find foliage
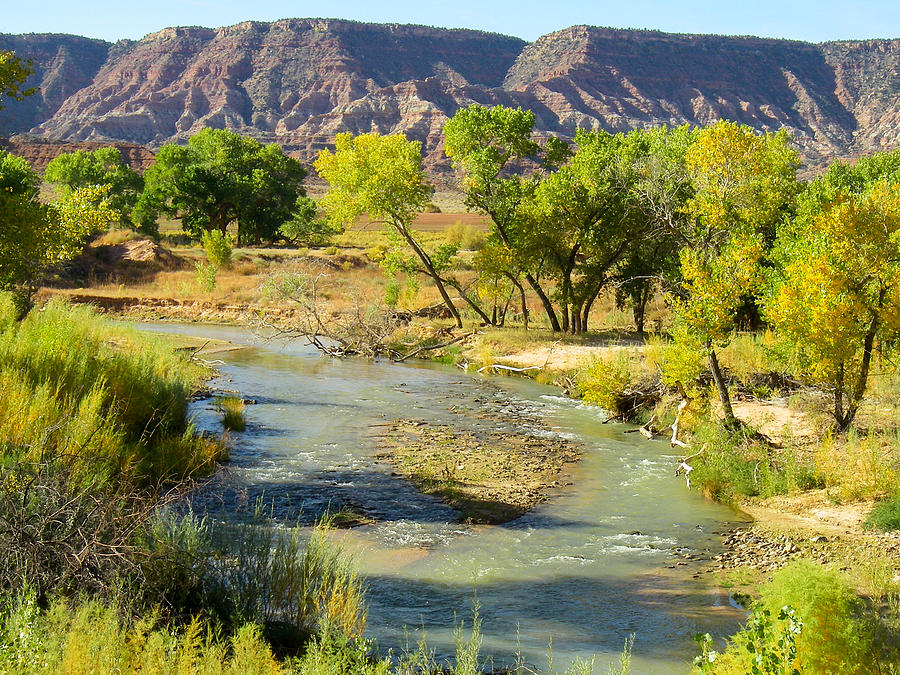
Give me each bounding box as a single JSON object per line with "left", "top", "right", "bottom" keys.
{"left": 0, "top": 299, "right": 215, "bottom": 478}
{"left": 44, "top": 147, "right": 144, "bottom": 230}
{"left": 279, "top": 196, "right": 341, "bottom": 246}
{"left": 694, "top": 605, "right": 802, "bottom": 675}
{"left": 217, "top": 395, "right": 246, "bottom": 432}
{"left": 687, "top": 422, "right": 819, "bottom": 502}
{"left": 443, "top": 222, "right": 485, "bottom": 251}
{"left": 0, "top": 592, "right": 284, "bottom": 674}
{"left": 203, "top": 507, "right": 368, "bottom": 640}
{"left": 672, "top": 121, "right": 799, "bottom": 427}
{"left": 202, "top": 228, "right": 233, "bottom": 269}
{"left": 578, "top": 350, "right": 646, "bottom": 414}
{"left": 813, "top": 431, "right": 897, "bottom": 500}
{"left": 699, "top": 561, "right": 874, "bottom": 674}
{"left": 136, "top": 128, "right": 307, "bottom": 244}
{"left": 0, "top": 153, "right": 116, "bottom": 296}
{"left": 0, "top": 51, "right": 35, "bottom": 109}
{"left": 764, "top": 178, "right": 900, "bottom": 430}
{"left": 315, "top": 132, "right": 464, "bottom": 327}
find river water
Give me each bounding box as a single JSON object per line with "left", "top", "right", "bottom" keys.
{"left": 138, "top": 323, "right": 747, "bottom": 673}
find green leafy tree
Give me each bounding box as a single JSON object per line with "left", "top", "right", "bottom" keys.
{"left": 765, "top": 179, "right": 900, "bottom": 430}
{"left": 315, "top": 132, "right": 464, "bottom": 328}
{"left": 44, "top": 147, "right": 144, "bottom": 230}
{"left": 444, "top": 104, "right": 567, "bottom": 331}
{"left": 0, "top": 51, "right": 35, "bottom": 109}
{"left": 135, "top": 129, "right": 307, "bottom": 244}
{"left": 523, "top": 128, "right": 649, "bottom": 333}
{"left": 0, "top": 152, "right": 117, "bottom": 311}
{"left": 675, "top": 121, "right": 798, "bottom": 428}
{"left": 278, "top": 196, "right": 342, "bottom": 246}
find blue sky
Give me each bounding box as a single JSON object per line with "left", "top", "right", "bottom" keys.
{"left": 4, "top": 0, "right": 900, "bottom": 43}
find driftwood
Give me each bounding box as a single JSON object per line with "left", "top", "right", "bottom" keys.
{"left": 395, "top": 330, "right": 478, "bottom": 363}
{"left": 477, "top": 364, "right": 542, "bottom": 374}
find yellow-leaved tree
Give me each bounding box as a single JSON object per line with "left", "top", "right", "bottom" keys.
{"left": 315, "top": 132, "right": 465, "bottom": 328}
{"left": 675, "top": 121, "right": 798, "bottom": 428}
{"left": 765, "top": 179, "right": 900, "bottom": 430}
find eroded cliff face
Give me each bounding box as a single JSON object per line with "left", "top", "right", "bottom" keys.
{"left": 3, "top": 20, "right": 900, "bottom": 175}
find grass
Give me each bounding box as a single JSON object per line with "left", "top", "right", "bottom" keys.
{"left": 864, "top": 493, "right": 900, "bottom": 531}
{"left": 0, "top": 297, "right": 222, "bottom": 483}
{"left": 216, "top": 395, "right": 247, "bottom": 432}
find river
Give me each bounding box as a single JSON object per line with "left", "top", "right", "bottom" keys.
{"left": 138, "top": 322, "right": 747, "bottom": 673}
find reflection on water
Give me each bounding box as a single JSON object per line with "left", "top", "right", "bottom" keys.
{"left": 137, "top": 322, "right": 748, "bottom": 673}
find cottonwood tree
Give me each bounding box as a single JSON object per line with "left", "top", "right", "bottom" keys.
{"left": 523, "top": 129, "right": 650, "bottom": 333}
{"left": 0, "top": 152, "right": 117, "bottom": 313}
{"left": 0, "top": 51, "right": 34, "bottom": 109}
{"left": 45, "top": 147, "right": 144, "bottom": 230}
{"left": 674, "top": 121, "right": 799, "bottom": 428}
{"left": 314, "top": 132, "right": 464, "bottom": 328}
{"left": 135, "top": 129, "right": 307, "bottom": 244}
{"left": 765, "top": 175, "right": 900, "bottom": 431}
{"left": 444, "top": 104, "right": 568, "bottom": 331}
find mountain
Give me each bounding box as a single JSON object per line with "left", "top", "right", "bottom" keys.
{"left": 3, "top": 20, "right": 900, "bottom": 175}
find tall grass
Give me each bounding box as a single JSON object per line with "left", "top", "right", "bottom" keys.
{"left": 0, "top": 297, "right": 220, "bottom": 482}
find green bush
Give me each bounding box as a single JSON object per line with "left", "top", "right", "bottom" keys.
{"left": 202, "top": 229, "right": 232, "bottom": 269}
{"left": 704, "top": 561, "right": 875, "bottom": 674}
{"left": 443, "top": 222, "right": 485, "bottom": 251}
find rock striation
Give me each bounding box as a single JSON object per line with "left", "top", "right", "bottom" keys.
{"left": 3, "top": 21, "right": 900, "bottom": 175}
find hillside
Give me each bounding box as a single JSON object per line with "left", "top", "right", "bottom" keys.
{"left": 3, "top": 20, "right": 900, "bottom": 174}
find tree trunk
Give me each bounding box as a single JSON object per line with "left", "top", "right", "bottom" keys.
{"left": 633, "top": 283, "right": 651, "bottom": 333}
{"left": 838, "top": 306, "right": 881, "bottom": 431}
{"left": 833, "top": 362, "right": 846, "bottom": 430}
{"left": 524, "top": 272, "right": 560, "bottom": 332}
{"left": 505, "top": 273, "right": 529, "bottom": 330}
{"left": 443, "top": 276, "right": 494, "bottom": 325}
{"left": 708, "top": 346, "right": 739, "bottom": 430}
{"left": 398, "top": 227, "right": 463, "bottom": 328}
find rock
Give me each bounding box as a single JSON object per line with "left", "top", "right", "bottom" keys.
{"left": 5, "top": 24, "right": 900, "bottom": 173}
{"left": 810, "top": 535, "right": 829, "bottom": 543}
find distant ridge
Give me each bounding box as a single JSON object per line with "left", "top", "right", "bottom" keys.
{"left": 2, "top": 19, "right": 900, "bottom": 175}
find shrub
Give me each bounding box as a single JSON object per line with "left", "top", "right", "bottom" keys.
{"left": 444, "top": 222, "right": 485, "bottom": 251}
{"left": 195, "top": 260, "right": 218, "bottom": 291}
{"left": 202, "top": 229, "right": 233, "bottom": 269}
{"left": 705, "top": 561, "right": 874, "bottom": 674}
{"left": 0, "top": 591, "right": 283, "bottom": 674}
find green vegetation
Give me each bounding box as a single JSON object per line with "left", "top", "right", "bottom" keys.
{"left": 696, "top": 561, "right": 895, "bottom": 673}
{"left": 0, "top": 50, "right": 34, "bottom": 108}
{"left": 217, "top": 395, "right": 247, "bottom": 431}
{"left": 315, "top": 132, "right": 466, "bottom": 328}
{"left": 135, "top": 128, "right": 308, "bottom": 245}
{"left": 0, "top": 151, "right": 116, "bottom": 309}
{"left": 45, "top": 147, "right": 144, "bottom": 230}
{"left": 864, "top": 493, "right": 900, "bottom": 532}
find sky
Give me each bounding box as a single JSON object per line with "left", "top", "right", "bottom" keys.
{"left": 4, "top": 0, "right": 900, "bottom": 44}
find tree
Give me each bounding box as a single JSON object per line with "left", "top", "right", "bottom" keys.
{"left": 278, "top": 196, "right": 341, "bottom": 246}
{"left": 0, "top": 51, "right": 35, "bottom": 109}
{"left": 444, "top": 104, "right": 567, "bottom": 331}
{"left": 135, "top": 129, "right": 307, "bottom": 244}
{"left": 522, "top": 128, "right": 649, "bottom": 333}
{"left": 45, "top": 147, "right": 144, "bottom": 230}
{"left": 0, "top": 151, "right": 116, "bottom": 311}
{"left": 675, "top": 121, "right": 799, "bottom": 428}
{"left": 315, "top": 132, "right": 464, "bottom": 328}
{"left": 765, "top": 178, "right": 900, "bottom": 431}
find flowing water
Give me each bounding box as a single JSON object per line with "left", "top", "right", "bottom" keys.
{"left": 138, "top": 323, "right": 748, "bottom": 673}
